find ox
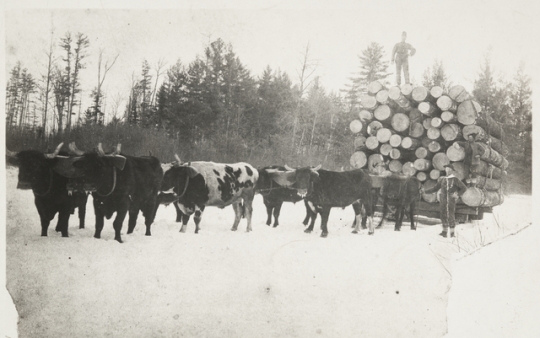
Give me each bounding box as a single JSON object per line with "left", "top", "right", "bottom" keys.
{"left": 159, "top": 157, "right": 258, "bottom": 233}
{"left": 269, "top": 165, "right": 374, "bottom": 237}
{"left": 69, "top": 143, "right": 163, "bottom": 243}
{"left": 377, "top": 175, "right": 421, "bottom": 231}
{"left": 256, "top": 166, "right": 311, "bottom": 227}
{"left": 6, "top": 143, "right": 87, "bottom": 237}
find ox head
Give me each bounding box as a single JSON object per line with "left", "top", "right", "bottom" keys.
{"left": 266, "top": 164, "right": 322, "bottom": 196}
{"left": 70, "top": 142, "right": 127, "bottom": 193}
{"left": 6, "top": 143, "right": 81, "bottom": 190}
{"left": 160, "top": 154, "right": 200, "bottom": 202}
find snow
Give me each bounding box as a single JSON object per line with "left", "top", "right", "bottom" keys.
{"left": 2, "top": 167, "right": 534, "bottom": 338}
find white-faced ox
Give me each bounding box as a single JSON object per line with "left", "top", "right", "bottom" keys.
{"left": 159, "top": 159, "right": 258, "bottom": 233}
{"left": 269, "top": 165, "right": 374, "bottom": 237}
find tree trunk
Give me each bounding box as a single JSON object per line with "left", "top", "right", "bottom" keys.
{"left": 408, "top": 122, "right": 424, "bottom": 138}
{"left": 374, "top": 104, "right": 392, "bottom": 122}
{"left": 432, "top": 152, "right": 450, "bottom": 170}
{"left": 461, "top": 187, "right": 503, "bottom": 207}
{"left": 440, "top": 123, "right": 462, "bottom": 141}
{"left": 376, "top": 128, "right": 392, "bottom": 143}
{"left": 448, "top": 85, "right": 471, "bottom": 103}
{"left": 456, "top": 99, "right": 482, "bottom": 125}
{"left": 391, "top": 113, "right": 410, "bottom": 132}
{"left": 388, "top": 86, "right": 412, "bottom": 110}
{"left": 350, "top": 151, "right": 368, "bottom": 168}
{"left": 430, "top": 86, "right": 444, "bottom": 99}
{"left": 412, "top": 86, "right": 435, "bottom": 103}
{"left": 436, "top": 95, "right": 457, "bottom": 112}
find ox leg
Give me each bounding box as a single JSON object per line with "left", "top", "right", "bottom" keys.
{"left": 40, "top": 218, "right": 51, "bottom": 237}
{"left": 304, "top": 201, "right": 317, "bottom": 233}
{"left": 231, "top": 202, "right": 243, "bottom": 231}
{"left": 395, "top": 206, "right": 404, "bottom": 231}
{"left": 352, "top": 202, "right": 362, "bottom": 234}
{"left": 173, "top": 202, "right": 184, "bottom": 223}
{"left": 58, "top": 210, "right": 70, "bottom": 238}
{"left": 410, "top": 202, "right": 416, "bottom": 230}
{"left": 193, "top": 209, "right": 203, "bottom": 234}
{"left": 113, "top": 208, "right": 128, "bottom": 243}
{"left": 127, "top": 206, "right": 139, "bottom": 234}
{"left": 143, "top": 199, "right": 158, "bottom": 236}
{"left": 377, "top": 198, "right": 388, "bottom": 228}
{"left": 302, "top": 199, "right": 313, "bottom": 225}
{"left": 244, "top": 192, "right": 255, "bottom": 232}
{"left": 264, "top": 201, "right": 273, "bottom": 226}
{"left": 78, "top": 194, "right": 88, "bottom": 229}
{"left": 93, "top": 199, "right": 105, "bottom": 239}
{"left": 320, "top": 206, "right": 331, "bottom": 238}
{"left": 272, "top": 202, "right": 283, "bottom": 228}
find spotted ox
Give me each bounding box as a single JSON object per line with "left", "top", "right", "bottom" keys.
{"left": 6, "top": 143, "right": 87, "bottom": 237}
{"left": 159, "top": 157, "right": 258, "bottom": 233}
{"left": 269, "top": 165, "right": 374, "bottom": 237}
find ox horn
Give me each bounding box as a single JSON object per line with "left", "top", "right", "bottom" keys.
{"left": 69, "top": 142, "right": 85, "bottom": 156}
{"left": 174, "top": 154, "right": 182, "bottom": 166}
{"left": 313, "top": 164, "right": 322, "bottom": 171}
{"left": 6, "top": 149, "right": 18, "bottom": 157}
{"left": 284, "top": 164, "right": 295, "bottom": 171}
{"left": 97, "top": 143, "right": 106, "bottom": 157}
{"left": 45, "top": 143, "right": 64, "bottom": 159}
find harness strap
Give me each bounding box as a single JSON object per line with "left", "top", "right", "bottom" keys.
{"left": 177, "top": 176, "right": 190, "bottom": 198}
{"left": 95, "top": 167, "right": 117, "bottom": 197}
{"left": 33, "top": 168, "right": 54, "bottom": 197}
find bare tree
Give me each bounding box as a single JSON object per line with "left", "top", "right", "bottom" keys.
{"left": 41, "top": 26, "right": 55, "bottom": 137}
{"left": 66, "top": 33, "right": 89, "bottom": 131}
{"left": 90, "top": 49, "right": 119, "bottom": 123}
{"left": 150, "top": 58, "right": 167, "bottom": 106}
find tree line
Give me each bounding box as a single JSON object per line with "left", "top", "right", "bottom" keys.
{"left": 5, "top": 34, "right": 532, "bottom": 193}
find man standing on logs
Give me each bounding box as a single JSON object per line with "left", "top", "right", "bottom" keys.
{"left": 422, "top": 164, "right": 468, "bottom": 238}
{"left": 391, "top": 31, "right": 416, "bottom": 85}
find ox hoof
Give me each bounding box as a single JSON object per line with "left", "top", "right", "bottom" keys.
{"left": 231, "top": 228, "right": 238, "bottom": 232}
{"left": 304, "top": 229, "right": 312, "bottom": 234}
{"left": 94, "top": 235, "right": 101, "bottom": 239}
{"left": 352, "top": 230, "right": 358, "bottom": 234}
{"left": 179, "top": 228, "right": 187, "bottom": 233}
{"left": 79, "top": 226, "right": 85, "bottom": 229}
{"left": 394, "top": 228, "right": 401, "bottom": 231}
{"left": 320, "top": 232, "right": 328, "bottom": 238}
{"left": 411, "top": 227, "right": 417, "bottom": 231}
{"left": 62, "top": 234, "right": 69, "bottom": 238}
{"left": 115, "top": 238, "right": 123, "bottom": 243}
{"left": 145, "top": 233, "right": 151, "bottom": 236}
{"left": 368, "top": 231, "right": 374, "bottom": 236}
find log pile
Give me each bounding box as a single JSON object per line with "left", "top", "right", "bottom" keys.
{"left": 349, "top": 81, "right": 507, "bottom": 208}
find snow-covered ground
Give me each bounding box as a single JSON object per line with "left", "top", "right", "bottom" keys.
{"left": 2, "top": 167, "right": 534, "bottom": 338}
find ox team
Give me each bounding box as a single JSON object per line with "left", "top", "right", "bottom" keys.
{"left": 8, "top": 142, "right": 432, "bottom": 242}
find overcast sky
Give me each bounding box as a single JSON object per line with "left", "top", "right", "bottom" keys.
{"left": 3, "top": 0, "right": 540, "bottom": 115}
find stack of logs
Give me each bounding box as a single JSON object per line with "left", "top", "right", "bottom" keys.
{"left": 349, "top": 81, "right": 507, "bottom": 208}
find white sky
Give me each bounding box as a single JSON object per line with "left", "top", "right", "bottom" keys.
{"left": 3, "top": 0, "right": 540, "bottom": 114}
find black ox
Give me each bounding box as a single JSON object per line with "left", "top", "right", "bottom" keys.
{"left": 6, "top": 143, "right": 88, "bottom": 237}
{"left": 69, "top": 143, "right": 163, "bottom": 243}
{"left": 269, "top": 165, "right": 374, "bottom": 237}
{"left": 256, "top": 166, "right": 312, "bottom": 227}
{"left": 377, "top": 175, "right": 421, "bottom": 231}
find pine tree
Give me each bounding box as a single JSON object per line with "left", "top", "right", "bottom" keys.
{"left": 422, "top": 59, "right": 451, "bottom": 90}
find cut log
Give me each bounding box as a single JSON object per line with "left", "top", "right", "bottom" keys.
{"left": 418, "top": 102, "right": 437, "bottom": 116}
{"left": 350, "top": 151, "right": 368, "bottom": 168}
{"left": 374, "top": 104, "right": 393, "bottom": 122}
{"left": 422, "top": 179, "right": 438, "bottom": 203}
{"left": 380, "top": 143, "right": 393, "bottom": 156}
{"left": 462, "top": 125, "right": 508, "bottom": 156}
{"left": 389, "top": 134, "right": 402, "bottom": 147}
{"left": 471, "top": 142, "right": 509, "bottom": 170}
{"left": 448, "top": 85, "right": 472, "bottom": 103}
{"left": 368, "top": 80, "right": 385, "bottom": 95}
{"left": 389, "top": 148, "right": 401, "bottom": 160}
{"left": 376, "top": 90, "right": 389, "bottom": 104}
{"left": 402, "top": 162, "right": 417, "bottom": 176}
{"left": 389, "top": 86, "right": 413, "bottom": 110}
{"left": 469, "top": 160, "right": 506, "bottom": 179}
{"left": 408, "top": 122, "right": 425, "bottom": 138}
{"left": 467, "top": 175, "right": 502, "bottom": 191}
{"left": 389, "top": 159, "right": 403, "bottom": 173}
{"left": 376, "top": 128, "right": 393, "bottom": 143}
{"left": 452, "top": 162, "right": 467, "bottom": 180}
{"left": 409, "top": 108, "right": 423, "bottom": 121}
{"left": 415, "top": 147, "right": 429, "bottom": 159}
{"left": 431, "top": 117, "right": 443, "bottom": 128}
{"left": 436, "top": 95, "right": 457, "bottom": 112}
{"left": 427, "top": 127, "right": 441, "bottom": 140}
{"left": 456, "top": 99, "right": 482, "bottom": 125}
{"left": 440, "top": 124, "right": 462, "bottom": 141}
{"left": 349, "top": 120, "right": 363, "bottom": 134}
{"left": 432, "top": 152, "right": 450, "bottom": 171}
{"left": 391, "top": 113, "right": 410, "bottom": 133}
{"left": 428, "top": 140, "right": 442, "bottom": 153}
{"left": 446, "top": 143, "right": 466, "bottom": 161}
{"left": 429, "top": 169, "right": 441, "bottom": 180}
{"left": 461, "top": 187, "right": 503, "bottom": 207}
{"left": 365, "top": 136, "right": 379, "bottom": 150}
{"left": 367, "top": 121, "right": 384, "bottom": 136}
{"left": 401, "top": 136, "right": 420, "bottom": 150}
{"left": 401, "top": 83, "right": 414, "bottom": 98}
{"left": 430, "top": 86, "right": 444, "bottom": 99}
{"left": 412, "top": 86, "right": 435, "bottom": 103}
{"left": 358, "top": 109, "right": 373, "bottom": 122}
{"left": 361, "top": 94, "right": 378, "bottom": 110}
{"left": 414, "top": 158, "right": 432, "bottom": 171}
{"left": 441, "top": 111, "right": 457, "bottom": 123}
{"left": 422, "top": 118, "right": 433, "bottom": 130}
{"left": 368, "top": 154, "right": 386, "bottom": 175}
{"left": 421, "top": 137, "right": 432, "bottom": 149}
{"left": 353, "top": 136, "right": 367, "bottom": 149}
{"left": 476, "top": 113, "right": 505, "bottom": 140}
{"left": 417, "top": 172, "right": 428, "bottom": 182}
